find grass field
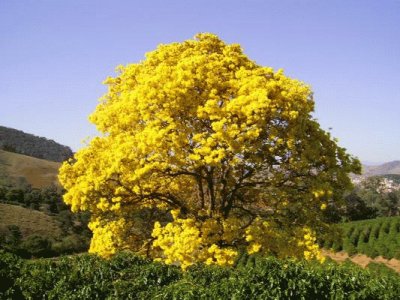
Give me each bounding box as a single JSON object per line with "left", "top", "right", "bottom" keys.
{"left": 0, "top": 150, "right": 60, "bottom": 188}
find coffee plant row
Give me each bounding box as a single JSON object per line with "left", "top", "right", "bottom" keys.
{"left": 1, "top": 250, "right": 400, "bottom": 299}
{"left": 322, "top": 216, "right": 400, "bottom": 259}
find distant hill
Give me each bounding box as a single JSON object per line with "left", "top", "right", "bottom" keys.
{"left": 0, "top": 126, "right": 73, "bottom": 162}
{"left": 0, "top": 150, "right": 60, "bottom": 188}
{"left": 362, "top": 161, "right": 400, "bottom": 177}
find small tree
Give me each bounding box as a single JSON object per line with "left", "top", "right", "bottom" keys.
{"left": 5, "top": 189, "right": 24, "bottom": 204}
{"left": 21, "top": 235, "right": 53, "bottom": 258}
{"left": 59, "top": 34, "right": 360, "bottom": 269}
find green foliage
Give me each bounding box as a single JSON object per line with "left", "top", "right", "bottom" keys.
{"left": 16, "top": 252, "right": 181, "bottom": 300}
{"left": 51, "top": 235, "right": 89, "bottom": 255}
{"left": 324, "top": 216, "right": 400, "bottom": 259}
{"left": 0, "top": 250, "right": 23, "bottom": 299}
{"left": 20, "top": 235, "right": 54, "bottom": 258}
{"left": 1, "top": 251, "right": 399, "bottom": 299}
{"left": 357, "top": 177, "right": 400, "bottom": 218}
{"left": 333, "top": 177, "right": 400, "bottom": 222}
{"left": 0, "top": 225, "right": 22, "bottom": 249}
{"left": 367, "top": 262, "right": 400, "bottom": 278}
{"left": 343, "top": 190, "right": 379, "bottom": 221}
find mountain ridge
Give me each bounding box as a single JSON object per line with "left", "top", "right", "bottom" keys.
{"left": 362, "top": 161, "right": 400, "bottom": 177}
{"left": 0, "top": 125, "right": 73, "bottom": 162}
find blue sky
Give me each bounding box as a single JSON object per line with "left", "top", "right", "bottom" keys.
{"left": 0, "top": 0, "right": 399, "bottom": 163}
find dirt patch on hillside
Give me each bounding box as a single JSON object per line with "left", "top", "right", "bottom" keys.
{"left": 322, "top": 249, "right": 400, "bottom": 273}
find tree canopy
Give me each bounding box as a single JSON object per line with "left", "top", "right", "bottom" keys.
{"left": 59, "top": 33, "right": 360, "bottom": 269}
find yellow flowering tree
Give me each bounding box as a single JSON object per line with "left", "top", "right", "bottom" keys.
{"left": 59, "top": 33, "right": 360, "bottom": 269}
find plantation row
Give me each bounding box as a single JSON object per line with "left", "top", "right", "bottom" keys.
{"left": 322, "top": 216, "right": 400, "bottom": 259}
{"left": 1, "top": 250, "right": 400, "bottom": 299}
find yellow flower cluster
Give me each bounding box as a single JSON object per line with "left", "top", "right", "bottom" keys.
{"left": 152, "top": 210, "right": 238, "bottom": 270}
{"left": 153, "top": 212, "right": 325, "bottom": 270}
{"left": 244, "top": 219, "right": 324, "bottom": 262}
{"left": 88, "top": 217, "right": 127, "bottom": 258}
{"left": 297, "top": 227, "right": 325, "bottom": 263}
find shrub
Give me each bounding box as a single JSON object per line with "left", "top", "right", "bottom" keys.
{"left": 20, "top": 234, "right": 54, "bottom": 258}
{"left": 0, "top": 250, "right": 23, "bottom": 299}
{"left": 367, "top": 262, "right": 399, "bottom": 278}
{"left": 11, "top": 252, "right": 400, "bottom": 299}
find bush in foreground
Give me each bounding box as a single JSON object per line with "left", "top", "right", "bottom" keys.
{"left": 2, "top": 250, "right": 400, "bottom": 299}
{"left": 0, "top": 250, "right": 23, "bottom": 299}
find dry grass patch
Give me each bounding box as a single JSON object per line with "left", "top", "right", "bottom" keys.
{"left": 0, "top": 203, "right": 62, "bottom": 239}
{"left": 0, "top": 150, "right": 60, "bottom": 188}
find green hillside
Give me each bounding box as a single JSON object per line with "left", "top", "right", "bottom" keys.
{"left": 323, "top": 216, "right": 400, "bottom": 259}
{"left": 0, "top": 149, "right": 60, "bottom": 188}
